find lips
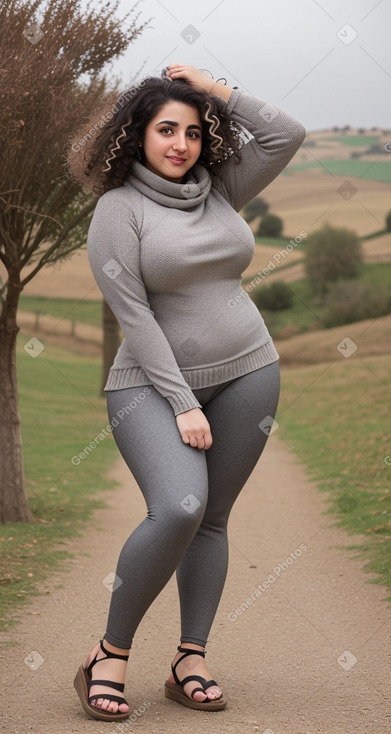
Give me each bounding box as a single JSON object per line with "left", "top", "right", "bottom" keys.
{"left": 167, "top": 156, "right": 187, "bottom": 164}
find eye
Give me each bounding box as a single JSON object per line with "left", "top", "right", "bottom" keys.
{"left": 188, "top": 130, "right": 201, "bottom": 139}
{"left": 160, "top": 127, "right": 173, "bottom": 135}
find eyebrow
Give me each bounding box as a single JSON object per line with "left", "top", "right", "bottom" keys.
{"left": 155, "top": 120, "right": 202, "bottom": 130}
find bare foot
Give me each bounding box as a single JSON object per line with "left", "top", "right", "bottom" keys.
{"left": 167, "top": 644, "right": 223, "bottom": 702}
{"left": 83, "top": 640, "right": 130, "bottom": 715}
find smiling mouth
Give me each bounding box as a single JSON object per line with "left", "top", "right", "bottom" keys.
{"left": 167, "top": 156, "right": 187, "bottom": 164}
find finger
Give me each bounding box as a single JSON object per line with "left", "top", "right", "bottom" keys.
{"left": 168, "top": 70, "right": 188, "bottom": 79}
{"left": 205, "top": 434, "right": 213, "bottom": 449}
{"left": 166, "top": 65, "right": 186, "bottom": 74}
{"left": 197, "top": 436, "right": 206, "bottom": 450}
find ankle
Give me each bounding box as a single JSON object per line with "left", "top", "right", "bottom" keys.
{"left": 102, "top": 638, "right": 130, "bottom": 656}
{"left": 178, "top": 642, "right": 205, "bottom": 652}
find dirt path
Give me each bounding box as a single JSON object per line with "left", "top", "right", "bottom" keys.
{"left": 1, "top": 436, "right": 390, "bottom": 734}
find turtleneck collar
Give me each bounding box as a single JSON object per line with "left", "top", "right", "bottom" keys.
{"left": 126, "top": 160, "right": 212, "bottom": 209}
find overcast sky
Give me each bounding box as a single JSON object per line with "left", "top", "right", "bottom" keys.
{"left": 98, "top": 0, "right": 390, "bottom": 132}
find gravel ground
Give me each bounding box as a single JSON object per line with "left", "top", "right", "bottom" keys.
{"left": 1, "top": 435, "right": 390, "bottom": 734}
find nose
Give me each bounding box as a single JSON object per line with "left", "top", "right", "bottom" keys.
{"left": 172, "top": 135, "right": 187, "bottom": 153}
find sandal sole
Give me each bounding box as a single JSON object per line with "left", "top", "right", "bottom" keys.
{"left": 165, "top": 680, "right": 227, "bottom": 711}
{"left": 74, "top": 665, "right": 130, "bottom": 721}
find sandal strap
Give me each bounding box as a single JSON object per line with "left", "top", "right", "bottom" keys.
{"left": 179, "top": 674, "right": 217, "bottom": 690}
{"left": 87, "top": 639, "right": 129, "bottom": 678}
{"left": 99, "top": 638, "right": 129, "bottom": 661}
{"left": 88, "top": 678, "right": 125, "bottom": 693}
{"left": 177, "top": 645, "right": 205, "bottom": 656}
{"left": 172, "top": 648, "right": 205, "bottom": 685}
{"left": 170, "top": 647, "right": 223, "bottom": 704}
{"left": 190, "top": 686, "right": 208, "bottom": 698}
{"left": 172, "top": 649, "right": 220, "bottom": 698}
{"left": 176, "top": 674, "right": 223, "bottom": 702}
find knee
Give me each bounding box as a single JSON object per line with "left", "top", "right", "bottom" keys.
{"left": 155, "top": 489, "right": 207, "bottom": 536}
{"left": 177, "top": 491, "right": 206, "bottom": 527}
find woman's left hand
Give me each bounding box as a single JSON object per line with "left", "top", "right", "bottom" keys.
{"left": 165, "top": 64, "right": 215, "bottom": 94}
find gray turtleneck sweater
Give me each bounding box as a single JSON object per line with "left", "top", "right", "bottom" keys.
{"left": 87, "top": 88, "right": 306, "bottom": 415}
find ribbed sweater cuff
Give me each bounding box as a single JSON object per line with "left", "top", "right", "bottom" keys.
{"left": 165, "top": 392, "right": 203, "bottom": 417}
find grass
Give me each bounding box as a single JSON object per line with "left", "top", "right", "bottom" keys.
{"left": 252, "top": 262, "right": 391, "bottom": 339}
{"left": 323, "top": 135, "right": 380, "bottom": 146}
{"left": 0, "top": 333, "right": 119, "bottom": 632}
{"left": 278, "top": 355, "right": 391, "bottom": 597}
{"left": 18, "top": 295, "right": 102, "bottom": 328}
{"left": 282, "top": 160, "right": 391, "bottom": 183}
{"left": 254, "top": 236, "right": 292, "bottom": 247}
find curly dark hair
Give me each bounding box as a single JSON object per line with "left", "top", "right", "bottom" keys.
{"left": 67, "top": 72, "right": 243, "bottom": 196}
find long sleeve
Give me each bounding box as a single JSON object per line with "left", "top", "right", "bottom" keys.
{"left": 87, "top": 193, "right": 202, "bottom": 416}
{"left": 212, "top": 88, "right": 306, "bottom": 212}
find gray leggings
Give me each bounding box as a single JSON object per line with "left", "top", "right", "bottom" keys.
{"left": 104, "top": 361, "right": 280, "bottom": 649}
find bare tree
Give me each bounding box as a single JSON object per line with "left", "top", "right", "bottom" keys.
{"left": 0, "top": 0, "right": 147, "bottom": 522}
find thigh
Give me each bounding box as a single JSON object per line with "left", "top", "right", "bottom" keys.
{"left": 201, "top": 362, "right": 280, "bottom": 523}
{"left": 106, "top": 386, "right": 209, "bottom": 515}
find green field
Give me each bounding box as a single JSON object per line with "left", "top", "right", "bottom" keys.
{"left": 283, "top": 159, "right": 391, "bottom": 183}
{"left": 323, "top": 135, "right": 380, "bottom": 146}
{"left": 278, "top": 355, "right": 391, "bottom": 597}
{"left": 0, "top": 335, "right": 118, "bottom": 631}
{"left": 19, "top": 295, "right": 102, "bottom": 327}
{"left": 251, "top": 262, "right": 391, "bottom": 339}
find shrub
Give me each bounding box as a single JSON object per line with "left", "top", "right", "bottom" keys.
{"left": 304, "top": 223, "right": 363, "bottom": 296}
{"left": 386, "top": 210, "right": 391, "bottom": 233}
{"left": 241, "top": 197, "right": 269, "bottom": 223}
{"left": 252, "top": 281, "right": 293, "bottom": 311}
{"left": 256, "top": 213, "right": 283, "bottom": 238}
{"left": 322, "top": 280, "right": 391, "bottom": 327}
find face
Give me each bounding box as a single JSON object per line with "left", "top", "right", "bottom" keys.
{"left": 140, "top": 101, "right": 202, "bottom": 183}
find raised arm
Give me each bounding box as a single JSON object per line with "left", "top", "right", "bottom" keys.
{"left": 210, "top": 88, "right": 306, "bottom": 211}
{"left": 87, "top": 191, "right": 202, "bottom": 416}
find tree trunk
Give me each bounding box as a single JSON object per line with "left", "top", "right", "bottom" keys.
{"left": 101, "top": 299, "right": 121, "bottom": 397}
{"left": 0, "top": 278, "right": 33, "bottom": 523}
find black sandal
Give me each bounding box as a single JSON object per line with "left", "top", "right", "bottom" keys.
{"left": 165, "top": 646, "right": 227, "bottom": 711}
{"left": 74, "top": 638, "right": 130, "bottom": 721}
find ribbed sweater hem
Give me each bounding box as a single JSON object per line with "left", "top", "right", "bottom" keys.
{"left": 104, "top": 339, "right": 279, "bottom": 414}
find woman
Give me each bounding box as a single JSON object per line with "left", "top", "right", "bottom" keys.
{"left": 69, "top": 64, "right": 305, "bottom": 721}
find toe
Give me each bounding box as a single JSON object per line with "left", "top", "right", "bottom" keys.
{"left": 207, "top": 686, "right": 221, "bottom": 699}
{"left": 192, "top": 689, "right": 209, "bottom": 702}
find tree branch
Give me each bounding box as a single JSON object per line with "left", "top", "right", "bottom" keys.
{"left": 20, "top": 197, "right": 97, "bottom": 286}
{"left": 0, "top": 197, "right": 63, "bottom": 228}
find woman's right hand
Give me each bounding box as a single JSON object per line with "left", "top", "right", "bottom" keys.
{"left": 176, "top": 408, "right": 213, "bottom": 450}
